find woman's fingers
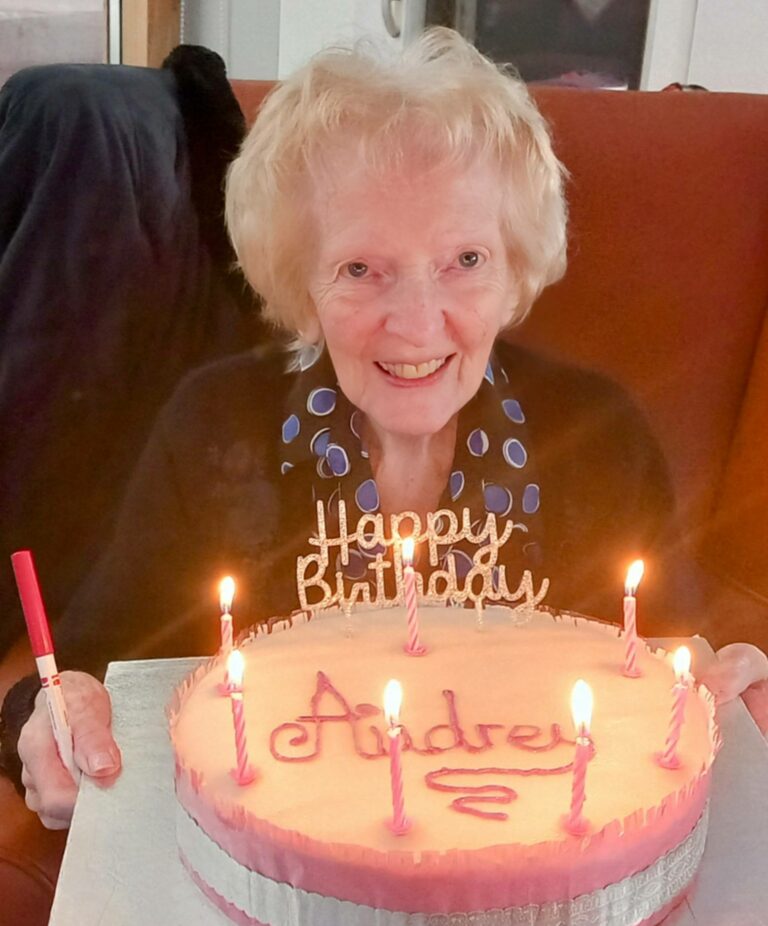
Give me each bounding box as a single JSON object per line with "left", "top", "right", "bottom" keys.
{"left": 698, "top": 657, "right": 746, "bottom": 704}
{"left": 38, "top": 814, "right": 72, "bottom": 831}
{"left": 17, "top": 670, "right": 121, "bottom": 829}
{"left": 59, "top": 671, "right": 122, "bottom": 779}
{"left": 742, "top": 679, "right": 768, "bottom": 736}
{"left": 19, "top": 709, "right": 79, "bottom": 828}
{"left": 70, "top": 712, "right": 122, "bottom": 780}
{"left": 698, "top": 644, "right": 768, "bottom": 705}
{"left": 19, "top": 694, "right": 80, "bottom": 787}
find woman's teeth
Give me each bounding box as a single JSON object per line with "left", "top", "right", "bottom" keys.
{"left": 377, "top": 357, "right": 447, "bottom": 380}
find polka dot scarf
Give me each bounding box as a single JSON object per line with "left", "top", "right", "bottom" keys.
{"left": 279, "top": 348, "right": 544, "bottom": 585}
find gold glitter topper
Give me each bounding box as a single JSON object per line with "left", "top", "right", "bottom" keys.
{"left": 296, "top": 500, "right": 548, "bottom": 616}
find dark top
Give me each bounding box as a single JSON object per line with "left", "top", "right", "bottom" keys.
{"left": 59, "top": 338, "right": 692, "bottom": 661}
{"left": 0, "top": 338, "right": 702, "bottom": 788}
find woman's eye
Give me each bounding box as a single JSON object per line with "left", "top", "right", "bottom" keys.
{"left": 344, "top": 261, "right": 369, "bottom": 278}
{"left": 457, "top": 251, "right": 482, "bottom": 269}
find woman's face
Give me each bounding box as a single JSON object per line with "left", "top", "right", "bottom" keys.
{"left": 307, "top": 152, "right": 516, "bottom": 439}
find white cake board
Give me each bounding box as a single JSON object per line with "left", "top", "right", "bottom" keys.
{"left": 49, "top": 637, "right": 768, "bottom": 926}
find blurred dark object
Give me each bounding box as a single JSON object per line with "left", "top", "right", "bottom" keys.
{"left": 0, "top": 48, "right": 263, "bottom": 660}
{"left": 662, "top": 82, "right": 709, "bottom": 92}
{"left": 426, "top": 0, "right": 650, "bottom": 89}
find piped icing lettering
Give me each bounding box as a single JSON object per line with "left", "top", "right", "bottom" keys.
{"left": 507, "top": 723, "right": 572, "bottom": 751}
{"left": 270, "top": 676, "right": 575, "bottom": 774}
{"left": 425, "top": 763, "right": 574, "bottom": 821}
{"left": 269, "top": 672, "right": 387, "bottom": 762}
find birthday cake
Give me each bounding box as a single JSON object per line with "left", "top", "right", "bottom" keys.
{"left": 169, "top": 602, "right": 719, "bottom": 926}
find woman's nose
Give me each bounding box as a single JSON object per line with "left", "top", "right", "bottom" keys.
{"left": 383, "top": 275, "right": 444, "bottom": 344}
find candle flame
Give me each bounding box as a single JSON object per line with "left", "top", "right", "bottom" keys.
{"left": 673, "top": 646, "right": 691, "bottom": 681}
{"left": 571, "top": 679, "right": 593, "bottom": 738}
{"left": 384, "top": 678, "right": 403, "bottom": 727}
{"left": 401, "top": 537, "right": 415, "bottom": 567}
{"left": 625, "top": 559, "right": 645, "bottom": 596}
{"left": 227, "top": 649, "right": 244, "bottom": 688}
{"left": 219, "top": 576, "right": 235, "bottom": 613}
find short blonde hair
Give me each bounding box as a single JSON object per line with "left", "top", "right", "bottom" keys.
{"left": 226, "top": 27, "right": 567, "bottom": 345}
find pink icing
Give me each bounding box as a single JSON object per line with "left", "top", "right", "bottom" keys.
{"left": 270, "top": 673, "right": 575, "bottom": 764}
{"left": 425, "top": 762, "right": 574, "bottom": 820}
{"left": 181, "top": 852, "right": 268, "bottom": 926}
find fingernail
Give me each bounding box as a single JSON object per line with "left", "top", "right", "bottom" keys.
{"left": 89, "top": 752, "right": 117, "bottom": 774}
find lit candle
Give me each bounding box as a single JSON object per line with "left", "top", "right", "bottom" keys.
{"left": 219, "top": 576, "right": 235, "bottom": 654}
{"left": 658, "top": 646, "right": 692, "bottom": 769}
{"left": 622, "top": 560, "right": 644, "bottom": 678}
{"left": 219, "top": 577, "right": 237, "bottom": 694}
{"left": 227, "top": 650, "right": 257, "bottom": 786}
{"left": 402, "top": 538, "right": 426, "bottom": 656}
{"left": 564, "top": 679, "right": 594, "bottom": 835}
{"left": 384, "top": 679, "right": 411, "bottom": 835}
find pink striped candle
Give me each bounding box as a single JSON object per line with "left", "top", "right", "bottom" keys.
{"left": 658, "top": 646, "right": 691, "bottom": 770}
{"left": 402, "top": 538, "right": 426, "bottom": 656}
{"left": 384, "top": 679, "right": 411, "bottom": 835}
{"left": 622, "top": 560, "right": 644, "bottom": 678}
{"left": 227, "top": 650, "right": 257, "bottom": 786}
{"left": 564, "top": 679, "right": 593, "bottom": 835}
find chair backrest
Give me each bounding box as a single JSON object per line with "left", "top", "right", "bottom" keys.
{"left": 516, "top": 88, "right": 768, "bottom": 555}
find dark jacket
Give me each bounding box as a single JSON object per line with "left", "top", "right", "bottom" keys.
{"left": 56, "top": 338, "right": 690, "bottom": 663}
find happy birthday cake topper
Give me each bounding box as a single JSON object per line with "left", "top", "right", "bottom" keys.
{"left": 296, "top": 500, "right": 549, "bottom": 613}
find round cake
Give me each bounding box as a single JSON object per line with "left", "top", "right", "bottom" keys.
{"left": 169, "top": 605, "right": 719, "bottom": 926}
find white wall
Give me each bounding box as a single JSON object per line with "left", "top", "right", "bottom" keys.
{"left": 277, "top": 0, "right": 355, "bottom": 77}
{"left": 230, "top": 0, "right": 279, "bottom": 80}
{"left": 641, "top": 0, "right": 697, "bottom": 90}
{"left": 688, "top": 0, "right": 768, "bottom": 94}
{"left": 642, "top": 0, "right": 768, "bottom": 93}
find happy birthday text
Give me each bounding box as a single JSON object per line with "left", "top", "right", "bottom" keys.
{"left": 296, "top": 501, "right": 549, "bottom": 611}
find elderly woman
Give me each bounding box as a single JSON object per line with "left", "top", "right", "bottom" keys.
{"left": 2, "top": 28, "right": 764, "bottom": 831}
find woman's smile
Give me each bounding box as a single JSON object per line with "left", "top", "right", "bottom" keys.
{"left": 375, "top": 354, "right": 454, "bottom": 385}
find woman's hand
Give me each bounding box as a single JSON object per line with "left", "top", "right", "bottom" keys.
{"left": 698, "top": 644, "right": 768, "bottom": 733}
{"left": 17, "top": 670, "right": 122, "bottom": 829}
{"left": 742, "top": 679, "right": 768, "bottom": 736}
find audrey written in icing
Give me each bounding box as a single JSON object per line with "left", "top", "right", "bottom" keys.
{"left": 269, "top": 670, "right": 574, "bottom": 820}
{"left": 296, "top": 500, "right": 549, "bottom": 611}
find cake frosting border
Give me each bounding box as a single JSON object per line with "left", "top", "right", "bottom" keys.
{"left": 168, "top": 607, "right": 720, "bottom": 919}
{"left": 176, "top": 801, "right": 709, "bottom": 926}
